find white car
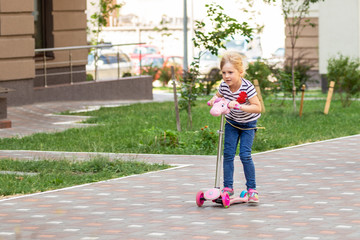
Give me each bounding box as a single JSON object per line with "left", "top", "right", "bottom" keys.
{"left": 267, "top": 47, "right": 285, "bottom": 68}
{"left": 198, "top": 51, "right": 220, "bottom": 77}
{"left": 197, "top": 50, "right": 247, "bottom": 78}
{"left": 86, "top": 48, "right": 133, "bottom": 80}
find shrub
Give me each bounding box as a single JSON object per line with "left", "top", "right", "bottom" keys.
{"left": 202, "top": 69, "right": 222, "bottom": 95}
{"left": 158, "top": 65, "right": 181, "bottom": 87}
{"left": 245, "top": 60, "right": 274, "bottom": 98}
{"left": 140, "top": 64, "right": 160, "bottom": 81}
{"left": 327, "top": 54, "right": 360, "bottom": 107}
{"left": 271, "top": 61, "right": 313, "bottom": 98}
{"left": 86, "top": 74, "right": 94, "bottom": 81}
{"left": 122, "top": 72, "right": 132, "bottom": 77}
{"left": 284, "top": 63, "right": 313, "bottom": 89}
{"left": 195, "top": 125, "right": 217, "bottom": 152}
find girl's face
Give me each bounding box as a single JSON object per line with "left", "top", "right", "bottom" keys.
{"left": 221, "top": 62, "right": 242, "bottom": 89}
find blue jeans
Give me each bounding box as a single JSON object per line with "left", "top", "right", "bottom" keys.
{"left": 223, "top": 119, "right": 257, "bottom": 190}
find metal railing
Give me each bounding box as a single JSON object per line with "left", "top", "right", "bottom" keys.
{"left": 34, "top": 42, "right": 144, "bottom": 87}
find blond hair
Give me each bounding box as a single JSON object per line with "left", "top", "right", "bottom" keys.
{"left": 220, "top": 51, "right": 247, "bottom": 78}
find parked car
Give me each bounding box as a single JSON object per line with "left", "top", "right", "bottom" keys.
{"left": 130, "top": 44, "right": 160, "bottom": 60}
{"left": 220, "top": 36, "right": 262, "bottom": 62}
{"left": 86, "top": 48, "right": 133, "bottom": 80}
{"left": 267, "top": 47, "right": 285, "bottom": 68}
{"left": 138, "top": 54, "right": 183, "bottom": 81}
{"left": 198, "top": 51, "right": 220, "bottom": 77}
{"left": 198, "top": 50, "right": 247, "bottom": 77}
{"left": 129, "top": 44, "right": 161, "bottom": 73}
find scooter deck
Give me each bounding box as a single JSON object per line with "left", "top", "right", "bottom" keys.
{"left": 229, "top": 196, "right": 248, "bottom": 205}
{"left": 213, "top": 195, "right": 248, "bottom": 206}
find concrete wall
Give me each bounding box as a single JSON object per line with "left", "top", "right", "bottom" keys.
{"left": 34, "top": 76, "right": 153, "bottom": 103}
{"left": 1, "top": 76, "right": 153, "bottom": 106}
{"left": 319, "top": 0, "right": 360, "bottom": 74}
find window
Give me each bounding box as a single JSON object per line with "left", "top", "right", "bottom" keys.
{"left": 33, "top": 0, "right": 53, "bottom": 53}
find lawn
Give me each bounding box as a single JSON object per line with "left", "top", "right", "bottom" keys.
{"left": 0, "top": 157, "right": 170, "bottom": 197}
{"left": 0, "top": 97, "right": 359, "bottom": 155}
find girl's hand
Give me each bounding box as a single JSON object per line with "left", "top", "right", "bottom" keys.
{"left": 227, "top": 100, "right": 241, "bottom": 110}
{"left": 207, "top": 95, "right": 218, "bottom": 106}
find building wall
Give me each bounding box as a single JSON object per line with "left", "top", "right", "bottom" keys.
{"left": 0, "top": 0, "right": 89, "bottom": 105}
{"left": 34, "top": 0, "right": 88, "bottom": 87}
{"left": 0, "top": 0, "right": 35, "bottom": 81}
{"left": 285, "top": 17, "right": 319, "bottom": 71}
{"left": 51, "top": 0, "right": 88, "bottom": 68}
{"left": 319, "top": 0, "right": 360, "bottom": 74}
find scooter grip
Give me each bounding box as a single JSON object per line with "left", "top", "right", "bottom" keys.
{"left": 207, "top": 101, "right": 211, "bottom": 106}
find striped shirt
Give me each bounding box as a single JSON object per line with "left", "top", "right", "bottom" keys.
{"left": 218, "top": 78, "right": 261, "bottom": 123}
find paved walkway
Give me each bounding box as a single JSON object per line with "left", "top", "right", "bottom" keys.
{"left": 0, "top": 94, "right": 359, "bottom": 239}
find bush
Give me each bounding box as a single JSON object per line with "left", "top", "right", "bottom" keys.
{"left": 202, "top": 69, "right": 222, "bottom": 95}
{"left": 140, "top": 64, "right": 160, "bottom": 81}
{"left": 327, "top": 54, "right": 360, "bottom": 107}
{"left": 158, "top": 65, "right": 181, "bottom": 87}
{"left": 245, "top": 60, "right": 274, "bottom": 98}
{"left": 284, "top": 63, "right": 313, "bottom": 89}
{"left": 86, "top": 74, "right": 94, "bottom": 81}
{"left": 271, "top": 61, "right": 313, "bottom": 98}
{"left": 122, "top": 72, "right": 132, "bottom": 77}
{"left": 195, "top": 125, "right": 217, "bottom": 152}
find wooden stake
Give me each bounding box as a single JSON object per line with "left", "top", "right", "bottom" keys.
{"left": 171, "top": 66, "right": 181, "bottom": 131}
{"left": 324, "top": 81, "right": 335, "bottom": 115}
{"left": 299, "top": 84, "right": 306, "bottom": 117}
{"left": 253, "top": 79, "right": 265, "bottom": 113}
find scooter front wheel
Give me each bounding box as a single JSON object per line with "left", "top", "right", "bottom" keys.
{"left": 196, "top": 191, "right": 205, "bottom": 207}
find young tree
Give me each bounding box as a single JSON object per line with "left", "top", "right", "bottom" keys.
{"left": 88, "top": 0, "right": 123, "bottom": 80}
{"left": 180, "top": 3, "right": 253, "bottom": 130}
{"left": 89, "top": 0, "right": 124, "bottom": 45}
{"left": 153, "top": 15, "right": 174, "bottom": 54}
{"left": 281, "top": 0, "right": 324, "bottom": 111}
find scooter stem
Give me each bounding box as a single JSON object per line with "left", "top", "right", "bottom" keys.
{"left": 215, "top": 114, "right": 225, "bottom": 188}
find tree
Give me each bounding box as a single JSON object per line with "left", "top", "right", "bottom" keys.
{"left": 153, "top": 15, "right": 174, "bottom": 54}
{"left": 89, "top": 0, "right": 124, "bottom": 45}
{"left": 180, "top": 3, "right": 254, "bottom": 130}
{"left": 281, "top": 0, "right": 324, "bottom": 111}
{"left": 88, "top": 0, "right": 123, "bottom": 80}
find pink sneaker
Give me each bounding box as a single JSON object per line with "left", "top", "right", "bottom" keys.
{"left": 248, "top": 189, "right": 259, "bottom": 204}
{"left": 221, "top": 187, "right": 234, "bottom": 197}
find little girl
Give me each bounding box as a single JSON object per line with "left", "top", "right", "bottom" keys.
{"left": 208, "top": 51, "right": 262, "bottom": 204}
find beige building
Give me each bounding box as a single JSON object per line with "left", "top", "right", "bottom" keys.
{"left": 0, "top": 0, "right": 152, "bottom": 126}
{"left": 284, "top": 0, "right": 360, "bottom": 90}
{"left": 0, "top": 0, "right": 88, "bottom": 105}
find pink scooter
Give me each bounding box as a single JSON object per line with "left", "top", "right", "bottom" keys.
{"left": 196, "top": 98, "right": 248, "bottom": 208}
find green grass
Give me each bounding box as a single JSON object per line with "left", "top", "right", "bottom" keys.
{"left": 0, "top": 97, "right": 359, "bottom": 155}
{"left": 0, "top": 157, "right": 170, "bottom": 197}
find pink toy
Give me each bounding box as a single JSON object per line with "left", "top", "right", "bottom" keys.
{"left": 196, "top": 99, "right": 247, "bottom": 208}
{"left": 207, "top": 97, "right": 240, "bottom": 117}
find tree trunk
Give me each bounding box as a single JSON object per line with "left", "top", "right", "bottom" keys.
{"left": 291, "top": 46, "right": 297, "bottom": 112}
{"left": 187, "top": 81, "right": 193, "bottom": 130}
